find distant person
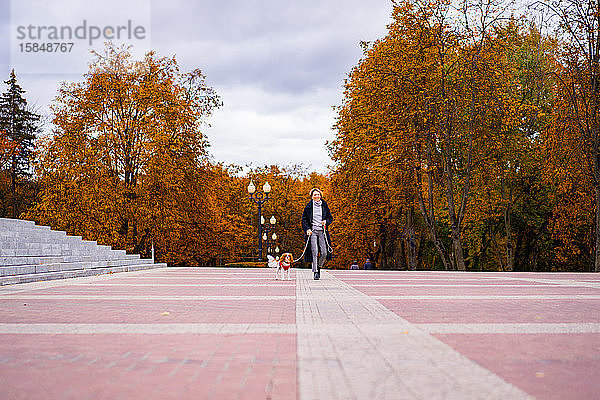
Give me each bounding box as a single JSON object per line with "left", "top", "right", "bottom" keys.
{"left": 350, "top": 260, "right": 359, "bottom": 270}
{"left": 363, "top": 259, "right": 373, "bottom": 270}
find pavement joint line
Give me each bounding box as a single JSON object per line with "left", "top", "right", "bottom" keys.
{"left": 332, "top": 271, "right": 599, "bottom": 276}
{"left": 331, "top": 273, "right": 539, "bottom": 277}
{"left": 330, "top": 277, "right": 516, "bottom": 280}
{"left": 145, "top": 271, "right": 281, "bottom": 275}
{"left": 0, "top": 323, "right": 297, "bottom": 334}
{"left": 374, "top": 295, "right": 600, "bottom": 300}
{"left": 335, "top": 275, "right": 600, "bottom": 284}
{"left": 499, "top": 277, "right": 600, "bottom": 289}
{"left": 415, "top": 323, "right": 600, "bottom": 334}
{"left": 72, "top": 283, "right": 296, "bottom": 287}
{"left": 97, "top": 277, "right": 292, "bottom": 280}
{"left": 348, "top": 284, "right": 566, "bottom": 287}
{"left": 295, "top": 269, "right": 532, "bottom": 400}
{"left": 160, "top": 274, "right": 288, "bottom": 276}
{"left": 0, "top": 295, "right": 296, "bottom": 300}
{"left": 0, "top": 269, "right": 165, "bottom": 294}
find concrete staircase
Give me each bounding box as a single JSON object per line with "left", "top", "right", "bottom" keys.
{"left": 0, "top": 218, "right": 166, "bottom": 285}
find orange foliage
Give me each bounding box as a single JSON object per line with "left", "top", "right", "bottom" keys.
{"left": 24, "top": 44, "right": 244, "bottom": 265}
{"left": 330, "top": 0, "right": 526, "bottom": 270}
{"left": 0, "top": 130, "right": 18, "bottom": 170}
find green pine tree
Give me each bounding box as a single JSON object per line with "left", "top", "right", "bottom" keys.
{"left": 0, "top": 69, "right": 41, "bottom": 218}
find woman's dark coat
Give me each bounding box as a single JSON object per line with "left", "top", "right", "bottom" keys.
{"left": 301, "top": 199, "right": 334, "bottom": 263}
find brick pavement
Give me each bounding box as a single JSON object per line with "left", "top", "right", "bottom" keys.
{"left": 0, "top": 268, "right": 297, "bottom": 400}
{"left": 330, "top": 270, "right": 600, "bottom": 399}
{"left": 0, "top": 267, "right": 598, "bottom": 399}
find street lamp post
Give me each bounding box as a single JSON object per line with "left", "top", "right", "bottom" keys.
{"left": 262, "top": 216, "right": 277, "bottom": 257}
{"left": 263, "top": 232, "right": 278, "bottom": 256}
{"left": 248, "top": 181, "right": 271, "bottom": 261}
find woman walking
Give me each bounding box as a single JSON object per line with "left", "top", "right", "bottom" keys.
{"left": 301, "top": 188, "right": 334, "bottom": 280}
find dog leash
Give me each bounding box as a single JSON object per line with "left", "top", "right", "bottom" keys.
{"left": 323, "top": 226, "right": 334, "bottom": 254}
{"left": 292, "top": 235, "right": 311, "bottom": 264}
{"left": 292, "top": 227, "right": 334, "bottom": 264}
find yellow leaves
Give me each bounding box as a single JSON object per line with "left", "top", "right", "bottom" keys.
{"left": 0, "top": 130, "right": 19, "bottom": 170}
{"left": 327, "top": 1, "right": 574, "bottom": 271}
{"left": 25, "top": 44, "right": 227, "bottom": 264}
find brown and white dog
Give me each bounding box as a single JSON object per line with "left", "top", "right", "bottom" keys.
{"left": 268, "top": 253, "right": 293, "bottom": 280}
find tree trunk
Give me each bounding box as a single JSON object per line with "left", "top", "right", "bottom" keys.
{"left": 416, "top": 186, "right": 451, "bottom": 270}
{"left": 379, "top": 234, "right": 388, "bottom": 269}
{"left": 595, "top": 178, "right": 600, "bottom": 272}
{"left": 445, "top": 162, "right": 466, "bottom": 271}
{"left": 10, "top": 156, "right": 17, "bottom": 218}
{"left": 414, "top": 143, "right": 451, "bottom": 270}
{"left": 478, "top": 227, "right": 488, "bottom": 271}
{"left": 433, "top": 239, "right": 451, "bottom": 270}
{"left": 406, "top": 206, "right": 417, "bottom": 270}
{"left": 399, "top": 235, "right": 407, "bottom": 270}
{"left": 502, "top": 175, "right": 515, "bottom": 272}
{"left": 495, "top": 238, "right": 506, "bottom": 271}
{"left": 504, "top": 206, "right": 515, "bottom": 272}
{"left": 450, "top": 226, "right": 466, "bottom": 271}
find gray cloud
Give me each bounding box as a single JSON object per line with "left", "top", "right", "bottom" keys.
{"left": 151, "top": 0, "right": 391, "bottom": 93}
{"left": 0, "top": 0, "right": 10, "bottom": 74}
{"left": 3, "top": 0, "right": 393, "bottom": 172}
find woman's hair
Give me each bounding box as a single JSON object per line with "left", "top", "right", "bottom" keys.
{"left": 309, "top": 188, "right": 323, "bottom": 198}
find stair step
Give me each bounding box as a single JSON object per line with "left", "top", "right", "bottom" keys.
{"left": 0, "top": 218, "right": 164, "bottom": 284}
{"left": 0, "top": 257, "right": 155, "bottom": 276}
{"left": 0, "top": 263, "right": 167, "bottom": 285}
{"left": 0, "top": 256, "right": 64, "bottom": 266}
{"left": 0, "top": 246, "right": 124, "bottom": 258}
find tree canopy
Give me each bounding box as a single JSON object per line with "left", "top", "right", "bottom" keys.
{"left": 7, "top": 0, "right": 600, "bottom": 271}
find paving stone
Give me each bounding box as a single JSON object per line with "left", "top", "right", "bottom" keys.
{"left": 0, "top": 333, "right": 296, "bottom": 400}
{"left": 296, "top": 270, "right": 531, "bottom": 400}
{"left": 435, "top": 333, "right": 600, "bottom": 400}
{"left": 379, "top": 298, "right": 600, "bottom": 323}
{"left": 0, "top": 267, "right": 598, "bottom": 399}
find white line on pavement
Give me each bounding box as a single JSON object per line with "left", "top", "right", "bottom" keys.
{"left": 498, "top": 277, "right": 600, "bottom": 289}
{"left": 374, "top": 295, "right": 600, "bottom": 300}
{"left": 0, "top": 295, "right": 295, "bottom": 300}
{"left": 64, "top": 283, "right": 295, "bottom": 287}
{"left": 416, "top": 323, "right": 600, "bottom": 334}
{"left": 0, "top": 322, "right": 596, "bottom": 335}
{"left": 0, "top": 323, "right": 296, "bottom": 334}
{"left": 106, "top": 277, "right": 288, "bottom": 280}
{"left": 349, "top": 284, "right": 559, "bottom": 287}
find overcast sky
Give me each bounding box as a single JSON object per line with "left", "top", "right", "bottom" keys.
{"left": 1, "top": 0, "right": 393, "bottom": 173}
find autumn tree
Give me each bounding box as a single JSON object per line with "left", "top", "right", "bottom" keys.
{"left": 0, "top": 130, "right": 17, "bottom": 170}
{"left": 244, "top": 165, "right": 331, "bottom": 265}
{"left": 461, "top": 20, "right": 557, "bottom": 271}
{"left": 330, "top": 0, "right": 524, "bottom": 270}
{"left": 531, "top": 0, "right": 600, "bottom": 271}
{"left": 26, "top": 44, "right": 230, "bottom": 264}
{"left": 156, "top": 163, "right": 255, "bottom": 266}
